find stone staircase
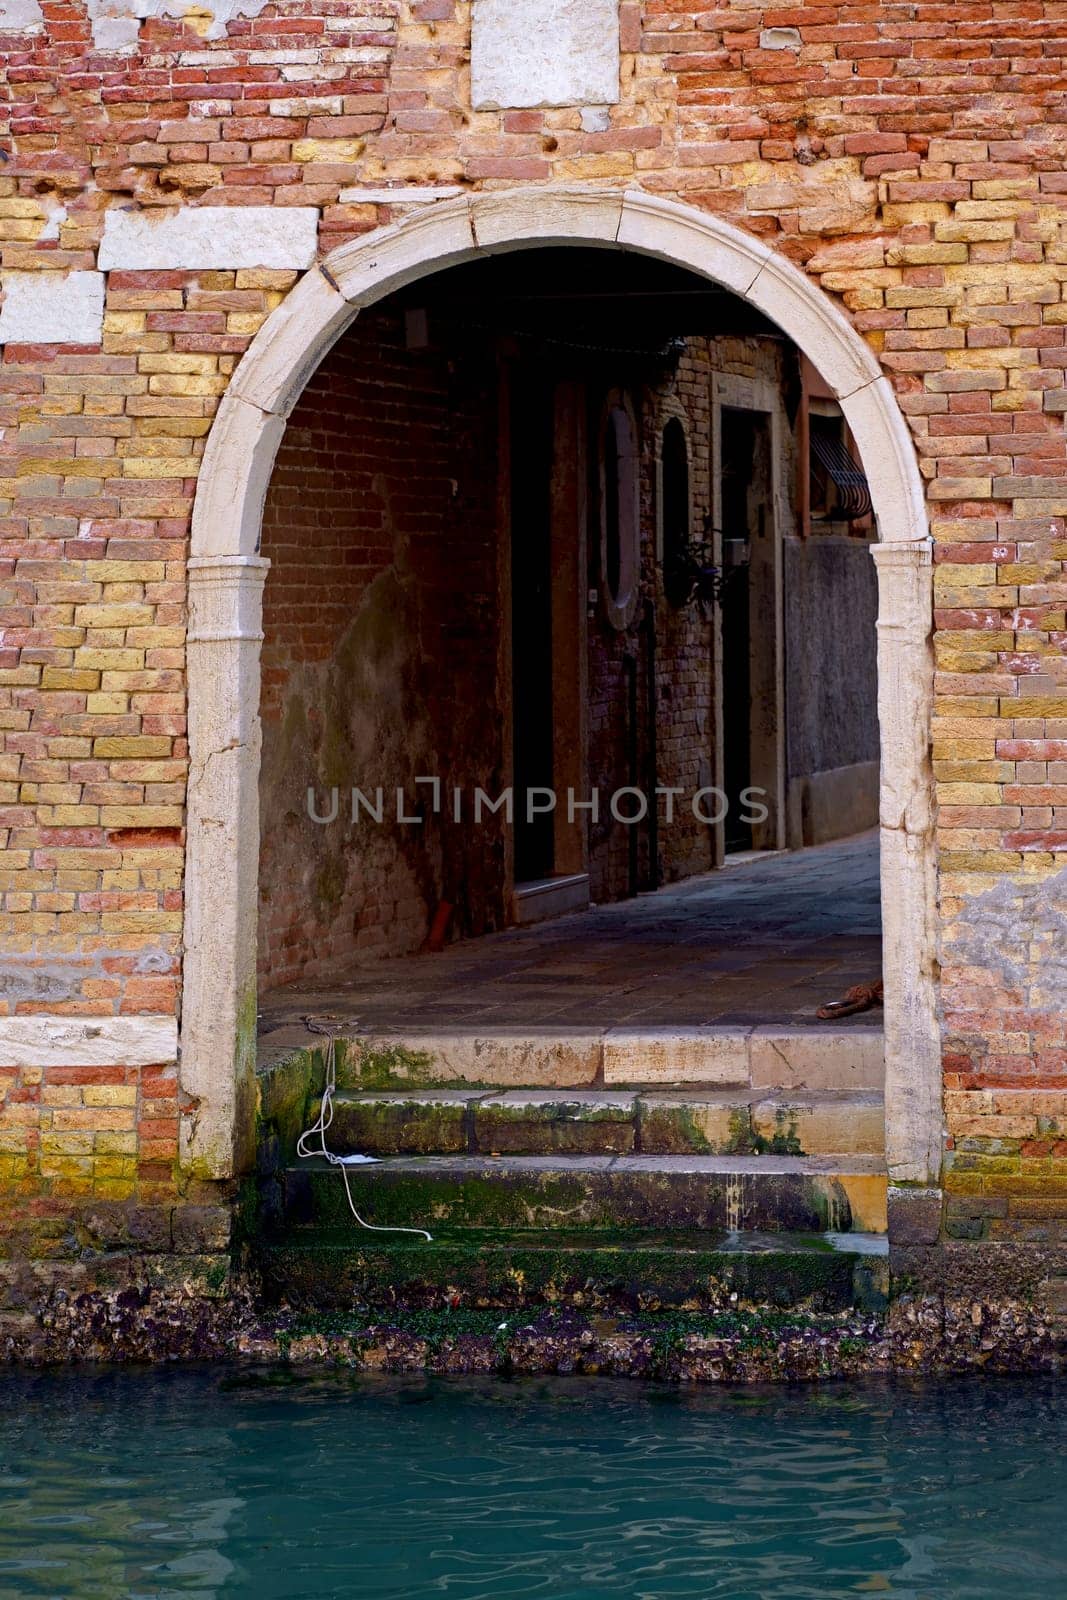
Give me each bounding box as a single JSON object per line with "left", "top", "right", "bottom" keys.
{"left": 253, "top": 1024, "right": 889, "bottom": 1317}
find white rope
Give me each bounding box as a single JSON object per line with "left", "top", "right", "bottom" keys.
{"left": 296, "top": 1019, "right": 433, "bottom": 1241}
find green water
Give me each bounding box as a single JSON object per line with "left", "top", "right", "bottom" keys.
{"left": 0, "top": 1370, "right": 1063, "bottom": 1599}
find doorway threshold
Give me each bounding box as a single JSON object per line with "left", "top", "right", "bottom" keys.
{"left": 513, "top": 873, "right": 591, "bottom": 925}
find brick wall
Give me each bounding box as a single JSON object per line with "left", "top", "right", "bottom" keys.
{"left": 0, "top": 1, "right": 1064, "bottom": 1244}
{"left": 259, "top": 303, "right": 505, "bottom": 989}
{"left": 648, "top": 344, "right": 717, "bottom": 885}
{"left": 586, "top": 342, "right": 718, "bottom": 902}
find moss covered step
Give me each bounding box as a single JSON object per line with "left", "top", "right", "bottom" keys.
{"left": 281, "top": 1153, "right": 888, "bottom": 1236}
{"left": 640, "top": 1090, "right": 884, "bottom": 1157}
{"left": 312, "top": 1088, "right": 885, "bottom": 1158}
{"left": 255, "top": 1226, "right": 889, "bottom": 1315}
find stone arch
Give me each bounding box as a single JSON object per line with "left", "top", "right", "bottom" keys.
{"left": 183, "top": 187, "right": 939, "bottom": 1199}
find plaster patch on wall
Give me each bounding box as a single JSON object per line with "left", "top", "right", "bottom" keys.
{"left": 0, "top": 0, "right": 43, "bottom": 30}
{"left": 948, "top": 866, "right": 1067, "bottom": 1011}
{"left": 471, "top": 0, "right": 620, "bottom": 109}
{"left": 0, "top": 271, "right": 105, "bottom": 346}
{"left": 86, "top": 0, "right": 270, "bottom": 52}
{"left": 99, "top": 206, "right": 319, "bottom": 270}
{"left": 0, "top": 948, "right": 176, "bottom": 1005}
{"left": 760, "top": 27, "right": 802, "bottom": 50}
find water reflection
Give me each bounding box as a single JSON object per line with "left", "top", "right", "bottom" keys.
{"left": 0, "top": 1371, "right": 1063, "bottom": 1598}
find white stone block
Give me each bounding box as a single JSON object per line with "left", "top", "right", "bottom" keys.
{"left": 603, "top": 1028, "right": 751, "bottom": 1086}
{"left": 0, "top": 0, "right": 43, "bottom": 30}
{"left": 471, "top": 187, "right": 623, "bottom": 251}
{"left": 350, "top": 1032, "right": 602, "bottom": 1087}
{"left": 618, "top": 190, "right": 770, "bottom": 299}
{"left": 191, "top": 398, "right": 286, "bottom": 558}
{"left": 328, "top": 199, "right": 477, "bottom": 305}
{"left": 337, "top": 186, "right": 465, "bottom": 205}
{"left": 0, "top": 1015, "right": 177, "bottom": 1069}
{"left": 471, "top": 0, "right": 620, "bottom": 109}
{"left": 746, "top": 251, "right": 883, "bottom": 399}
{"left": 749, "top": 1027, "right": 885, "bottom": 1090}
{"left": 0, "top": 271, "right": 104, "bottom": 346}
{"left": 227, "top": 265, "right": 353, "bottom": 418}
{"left": 98, "top": 206, "right": 319, "bottom": 270}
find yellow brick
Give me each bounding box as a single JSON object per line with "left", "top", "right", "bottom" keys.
{"left": 93, "top": 736, "right": 172, "bottom": 757}
{"left": 226, "top": 313, "right": 269, "bottom": 335}
{"left": 292, "top": 139, "right": 365, "bottom": 162}
{"left": 51, "top": 1108, "right": 135, "bottom": 1132}
{"left": 93, "top": 1131, "right": 138, "bottom": 1154}
{"left": 936, "top": 783, "right": 1005, "bottom": 805}
{"left": 90, "top": 1178, "right": 137, "bottom": 1199}
{"left": 98, "top": 807, "right": 184, "bottom": 827}
{"left": 40, "top": 668, "right": 101, "bottom": 691}
{"left": 75, "top": 603, "right": 154, "bottom": 628}
{"left": 103, "top": 311, "right": 146, "bottom": 333}
{"left": 234, "top": 269, "right": 299, "bottom": 289}
{"left": 82, "top": 1085, "right": 138, "bottom": 1107}
{"left": 148, "top": 375, "right": 229, "bottom": 397}
{"left": 91, "top": 1157, "right": 138, "bottom": 1180}
{"left": 40, "top": 1133, "right": 94, "bottom": 1156}
{"left": 92, "top": 562, "right": 166, "bottom": 581}
{"left": 138, "top": 353, "right": 219, "bottom": 375}
{"left": 935, "top": 650, "right": 999, "bottom": 673}
{"left": 121, "top": 458, "right": 194, "bottom": 479}
{"left": 935, "top": 629, "right": 1015, "bottom": 651}
{"left": 935, "top": 564, "right": 998, "bottom": 588}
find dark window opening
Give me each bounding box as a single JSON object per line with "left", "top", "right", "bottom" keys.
{"left": 809, "top": 410, "right": 872, "bottom": 526}
{"left": 604, "top": 412, "right": 622, "bottom": 600}
{"left": 661, "top": 416, "right": 691, "bottom": 607}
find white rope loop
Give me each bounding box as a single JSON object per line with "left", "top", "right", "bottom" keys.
{"left": 296, "top": 1018, "right": 433, "bottom": 1242}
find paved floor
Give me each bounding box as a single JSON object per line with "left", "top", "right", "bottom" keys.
{"left": 258, "top": 831, "right": 882, "bottom": 1052}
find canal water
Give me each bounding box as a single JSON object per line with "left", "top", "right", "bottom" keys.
{"left": 0, "top": 1369, "right": 1063, "bottom": 1598}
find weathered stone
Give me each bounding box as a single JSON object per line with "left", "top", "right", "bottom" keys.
{"left": 603, "top": 1028, "right": 750, "bottom": 1086}
{"left": 470, "top": 0, "right": 620, "bottom": 110}
{"left": 99, "top": 207, "right": 319, "bottom": 270}
{"left": 0, "top": 271, "right": 104, "bottom": 345}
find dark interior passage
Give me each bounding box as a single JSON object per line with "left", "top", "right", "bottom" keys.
{"left": 255, "top": 246, "right": 881, "bottom": 998}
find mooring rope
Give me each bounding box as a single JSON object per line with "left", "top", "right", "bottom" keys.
{"left": 296, "top": 1016, "right": 433, "bottom": 1241}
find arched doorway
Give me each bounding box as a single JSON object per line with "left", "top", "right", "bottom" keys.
{"left": 181, "top": 188, "right": 939, "bottom": 1206}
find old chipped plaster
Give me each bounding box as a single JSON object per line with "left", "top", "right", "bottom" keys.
{"left": 949, "top": 865, "right": 1067, "bottom": 1014}
{"left": 85, "top": 0, "right": 270, "bottom": 52}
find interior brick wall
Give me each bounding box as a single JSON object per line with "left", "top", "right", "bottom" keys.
{"left": 258, "top": 304, "right": 505, "bottom": 990}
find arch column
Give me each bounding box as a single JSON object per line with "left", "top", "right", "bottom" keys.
{"left": 873, "top": 539, "right": 941, "bottom": 1189}
{"left": 181, "top": 186, "right": 942, "bottom": 1208}
{"left": 181, "top": 553, "right": 269, "bottom": 1177}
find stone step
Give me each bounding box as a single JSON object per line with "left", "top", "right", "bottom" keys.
{"left": 320, "top": 1087, "right": 885, "bottom": 1158}
{"left": 279, "top": 1153, "right": 888, "bottom": 1236}
{"left": 256, "top": 1226, "right": 888, "bottom": 1315}
{"left": 317, "top": 1025, "right": 884, "bottom": 1091}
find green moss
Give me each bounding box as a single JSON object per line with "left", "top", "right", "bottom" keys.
{"left": 265, "top": 1304, "right": 878, "bottom": 1382}
{"left": 337, "top": 1042, "right": 438, "bottom": 1091}
{"left": 333, "top": 1096, "right": 467, "bottom": 1155}
{"left": 318, "top": 717, "right": 350, "bottom": 791}
{"left": 205, "top": 1258, "right": 229, "bottom": 1293}
{"left": 755, "top": 1108, "right": 803, "bottom": 1157}
{"left": 256, "top": 1227, "right": 864, "bottom": 1316}
{"left": 727, "top": 1107, "right": 756, "bottom": 1154}
{"left": 256, "top": 1049, "right": 324, "bottom": 1163}
{"left": 313, "top": 855, "right": 346, "bottom": 914}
